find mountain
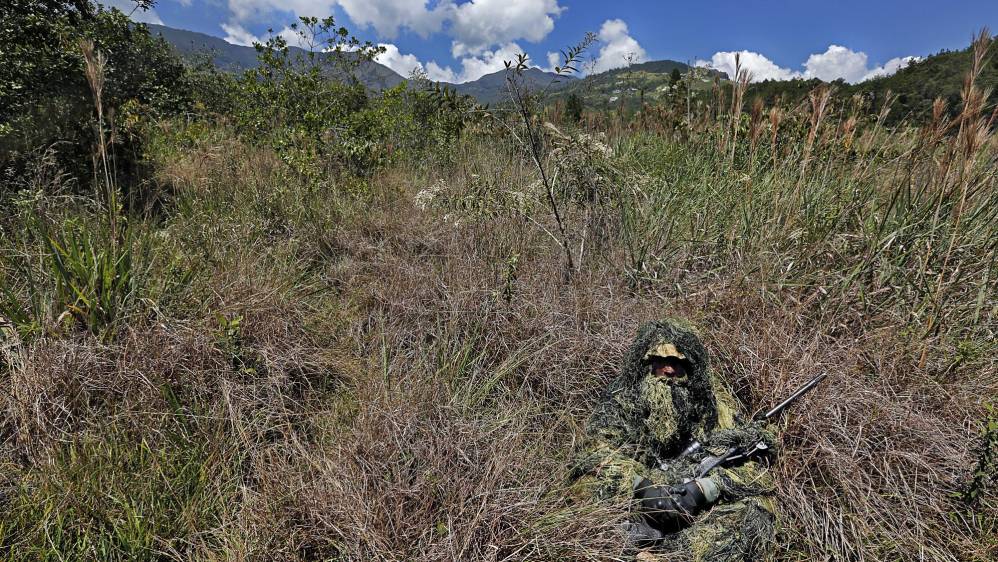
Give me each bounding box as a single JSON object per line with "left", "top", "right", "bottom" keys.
{"left": 450, "top": 67, "right": 576, "bottom": 105}
{"left": 147, "top": 23, "right": 731, "bottom": 108}
{"left": 147, "top": 23, "right": 406, "bottom": 91}
{"left": 149, "top": 23, "right": 572, "bottom": 104}
{"left": 846, "top": 42, "right": 997, "bottom": 123}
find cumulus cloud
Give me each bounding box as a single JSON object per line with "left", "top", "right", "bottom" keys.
{"left": 424, "top": 42, "right": 526, "bottom": 83}
{"left": 223, "top": 0, "right": 562, "bottom": 49}
{"left": 226, "top": 0, "right": 337, "bottom": 24}
{"left": 376, "top": 41, "right": 528, "bottom": 84}
{"left": 219, "top": 0, "right": 565, "bottom": 82}
{"left": 221, "top": 22, "right": 314, "bottom": 48}
{"left": 591, "top": 19, "right": 647, "bottom": 74}
{"left": 449, "top": 0, "right": 563, "bottom": 56}
{"left": 458, "top": 42, "right": 525, "bottom": 81}
{"left": 339, "top": 0, "right": 447, "bottom": 39}
{"left": 221, "top": 23, "right": 261, "bottom": 46}
{"left": 802, "top": 44, "right": 870, "bottom": 82}
{"left": 99, "top": 0, "right": 164, "bottom": 24}
{"left": 425, "top": 61, "right": 459, "bottom": 82}
{"left": 697, "top": 45, "right": 919, "bottom": 83}
{"left": 695, "top": 51, "right": 799, "bottom": 81}
{"left": 375, "top": 43, "right": 427, "bottom": 77}
{"left": 545, "top": 51, "right": 561, "bottom": 72}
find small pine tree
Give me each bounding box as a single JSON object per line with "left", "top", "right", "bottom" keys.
{"left": 670, "top": 68, "right": 682, "bottom": 84}
{"left": 564, "top": 93, "right": 584, "bottom": 123}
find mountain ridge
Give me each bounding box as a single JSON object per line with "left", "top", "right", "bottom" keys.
{"left": 148, "top": 23, "right": 697, "bottom": 106}
{"left": 147, "top": 23, "right": 405, "bottom": 91}
{"left": 147, "top": 23, "right": 572, "bottom": 103}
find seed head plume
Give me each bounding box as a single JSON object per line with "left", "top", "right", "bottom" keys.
{"left": 729, "top": 53, "right": 753, "bottom": 166}
{"left": 769, "top": 105, "right": 783, "bottom": 170}
{"left": 749, "top": 97, "right": 764, "bottom": 163}
{"left": 79, "top": 38, "right": 119, "bottom": 244}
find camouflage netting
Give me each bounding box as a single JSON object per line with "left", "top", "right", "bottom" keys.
{"left": 586, "top": 319, "right": 718, "bottom": 464}
{"left": 571, "top": 318, "right": 778, "bottom": 562}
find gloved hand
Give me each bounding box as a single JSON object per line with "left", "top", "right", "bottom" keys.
{"left": 633, "top": 476, "right": 722, "bottom": 533}
{"left": 706, "top": 420, "right": 777, "bottom": 456}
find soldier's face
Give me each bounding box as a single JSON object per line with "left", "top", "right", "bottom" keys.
{"left": 649, "top": 356, "right": 688, "bottom": 381}
{"left": 643, "top": 341, "right": 690, "bottom": 385}
{"left": 647, "top": 357, "right": 689, "bottom": 389}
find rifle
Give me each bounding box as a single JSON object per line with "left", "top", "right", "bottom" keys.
{"left": 666, "top": 373, "right": 827, "bottom": 477}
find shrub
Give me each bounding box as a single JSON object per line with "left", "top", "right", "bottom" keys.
{"left": 0, "top": 1, "right": 191, "bottom": 191}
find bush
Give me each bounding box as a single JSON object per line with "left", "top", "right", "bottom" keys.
{"left": 0, "top": 1, "right": 191, "bottom": 192}
{"left": 227, "top": 17, "right": 477, "bottom": 178}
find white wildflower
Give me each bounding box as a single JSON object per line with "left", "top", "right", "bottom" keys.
{"left": 414, "top": 179, "right": 446, "bottom": 211}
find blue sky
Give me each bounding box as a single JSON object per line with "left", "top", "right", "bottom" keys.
{"left": 112, "top": 0, "right": 998, "bottom": 83}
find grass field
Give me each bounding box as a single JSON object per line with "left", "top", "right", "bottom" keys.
{"left": 1, "top": 28, "right": 996, "bottom": 562}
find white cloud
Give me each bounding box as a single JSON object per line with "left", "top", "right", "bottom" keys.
{"left": 223, "top": 0, "right": 562, "bottom": 48}
{"left": 696, "top": 51, "right": 799, "bottom": 81}
{"left": 219, "top": 0, "right": 563, "bottom": 80}
{"left": 458, "top": 42, "right": 524, "bottom": 81}
{"left": 221, "top": 23, "right": 261, "bottom": 46}
{"left": 375, "top": 43, "right": 426, "bottom": 77}
{"left": 221, "top": 23, "right": 314, "bottom": 48}
{"left": 545, "top": 51, "right": 561, "bottom": 72}
{"left": 374, "top": 41, "right": 526, "bottom": 84}
{"left": 99, "top": 0, "right": 164, "bottom": 24}
{"left": 226, "top": 0, "right": 338, "bottom": 24}
{"left": 338, "top": 0, "right": 447, "bottom": 39}
{"left": 450, "top": 0, "right": 563, "bottom": 56}
{"left": 222, "top": 24, "right": 526, "bottom": 84}
{"left": 425, "top": 61, "right": 459, "bottom": 82}
{"left": 425, "top": 42, "right": 525, "bottom": 83}
{"left": 802, "top": 44, "right": 869, "bottom": 82}
{"left": 697, "top": 45, "right": 920, "bottom": 83}
{"left": 591, "top": 19, "right": 647, "bottom": 74}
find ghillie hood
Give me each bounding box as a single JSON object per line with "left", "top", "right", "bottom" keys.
{"left": 588, "top": 319, "right": 719, "bottom": 464}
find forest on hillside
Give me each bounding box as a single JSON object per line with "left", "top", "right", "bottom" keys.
{"left": 746, "top": 42, "right": 998, "bottom": 124}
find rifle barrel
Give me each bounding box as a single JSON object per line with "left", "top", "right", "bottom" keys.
{"left": 759, "top": 372, "right": 827, "bottom": 421}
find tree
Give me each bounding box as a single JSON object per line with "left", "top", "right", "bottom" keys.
{"left": 564, "top": 93, "right": 584, "bottom": 123}
{"left": 231, "top": 16, "right": 388, "bottom": 175}
{"left": 670, "top": 68, "right": 682, "bottom": 84}
{"left": 0, "top": 0, "right": 190, "bottom": 188}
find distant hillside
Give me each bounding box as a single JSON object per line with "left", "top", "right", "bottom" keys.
{"left": 149, "top": 23, "right": 572, "bottom": 104}
{"left": 551, "top": 60, "right": 728, "bottom": 110}
{"left": 747, "top": 38, "right": 998, "bottom": 123}
{"left": 147, "top": 23, "right": 406, "bottom": 91}
{"left": 452, "top": 67, "right": 576, "bottom": 105}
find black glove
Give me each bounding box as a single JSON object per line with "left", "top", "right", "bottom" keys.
{"left": 634, "top": 477, "right": 721, "bottom": 533}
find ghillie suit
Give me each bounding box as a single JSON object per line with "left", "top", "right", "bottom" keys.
{"left": 571, "top": 319, "right": 777, "bottom": 561}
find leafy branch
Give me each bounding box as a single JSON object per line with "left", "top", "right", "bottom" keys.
{"left": 501, "top": 33, "right": 596, "bottom": 277}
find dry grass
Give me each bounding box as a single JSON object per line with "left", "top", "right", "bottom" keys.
{"left": 2, "top": 37, "right": 997, "bottom": 560}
